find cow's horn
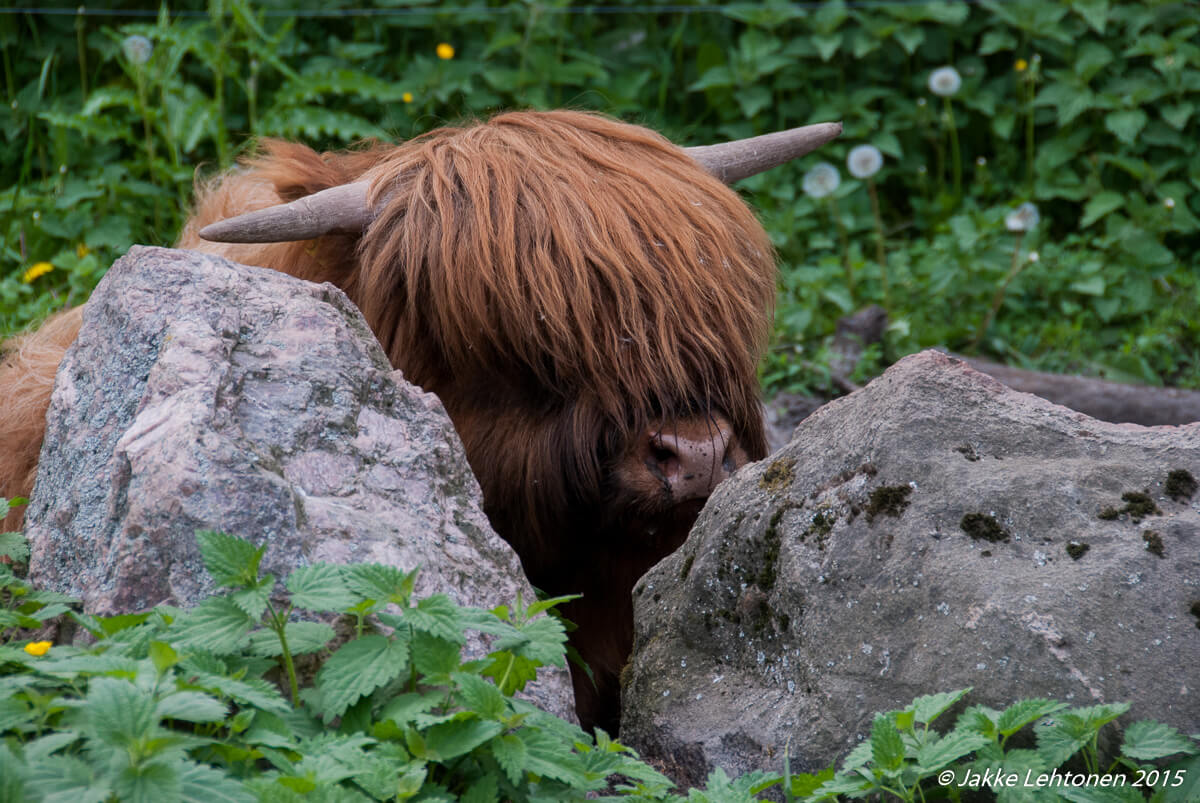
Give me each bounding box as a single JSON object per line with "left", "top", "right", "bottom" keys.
{"left": 197, "top": 181, "right": 372, "bottom": 243}
{"left": 199, "top": 121, "right": 844, "bottom": 243}
{"left": 685, "top": 121, "right": 843, "bottom": 184}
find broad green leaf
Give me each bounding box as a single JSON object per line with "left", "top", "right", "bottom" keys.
{"left": 980, "top": 30, "right": 1017, "bottom": 55}
{"left": 1075, "top": 42, "right": 1114, "bottom": 82}
{"left": 195, "top": 531, "right": 264, "bottom": 588}
{"left": 424, "top": 715, "right": 503, "bottom": 760}
{"left": 911, "top": 688, "right": 972, "bottom": 725}
{"left": 343, "top": 563, "right": 418, "bottom": 603}
{"left": 315, "top": 634, "right": 409, "bottom": 719}
{"left": 23, "top": 753, "right": 110, "bottom": 803}
{"left": 178, "top": 761, "right": 255, "bottom": 803}
{"left": 405, "top": 594, "right": 465, "bottom": 643}
{"left": 1162, "top": 102, "right": 1194, "bottom": 130}
{"left": 379, "top": 691, "right": 445, "bottom": 726}
{"left": 410, "top": 630, "right": 462, "bottom": 678}
{"left": 915, "top": 730, "right": 991, "bottom": 771}
{"left": 870, "top": 714, "right": 905, "bottom": 772}
{"left": 1121, "top": 720, "right": 1198, "bottom": 761}
{"left": 1081, "top": 192, "right": 1125, "bottom": 227}
{"left": 84, "top": 677, "right": 159, "bottom": 746}
{"left": 452, "top": 672, "right": 506, "bottom": 720}
{"left": 813, "top": 33, "right": 842, "bottom": 62}
{"left": 1070, "top": 275, "right": 1107, "bottom": 296}
{"left": 156, "top": 691, "right": 229, "bottom": 723}
{"left": 286, "top": 563, "right": 360, "bottom": 612}
{"left": 112, "top": 760, "right": 181, "bottom": 803}
{"left": 0, "top": 531, "right": 29, "bottom": 562}
{"left": 1163, "top": 754, "right": 1200, "bottom": 802}
{"left": 247, "top": 621, "right": 335, "bottom": 657}
{"left": 167, "top": 597, "right": 254, "bottom": 653}
{"left": 1072, "top": 0, "right": 1110, "bottom": 33}
{"left": 230, "top": 582, "right": 272, "bottom": 621}
{"left": 893, "top": 25, "right": 925, "bottom": 55}
{"left": 1105, "top": 108, "right": 1148, "bottom": 145}
{"left": 492, "top": 732, "right": 527, "bottom": 785}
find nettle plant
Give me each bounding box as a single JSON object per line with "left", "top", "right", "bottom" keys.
{"left": 2, "top": 499, "right": 1199, "bottom": 802}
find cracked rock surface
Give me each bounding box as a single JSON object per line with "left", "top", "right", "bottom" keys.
{"left": 25, "top": 245, "right": 574, "bottom": 720}
{"left": 621, "top": 350, "right": 1199, "bottom": 785}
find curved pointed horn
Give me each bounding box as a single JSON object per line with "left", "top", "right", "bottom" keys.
{"left": 197, "top": 181, "right": 372, "bottom": 243}
{"left": 685, "top": 121, "right": 843, "bottom": 184}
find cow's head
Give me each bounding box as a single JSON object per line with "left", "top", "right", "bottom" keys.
{"left": 199, "top": 110, "right": 840, "bottom": 730}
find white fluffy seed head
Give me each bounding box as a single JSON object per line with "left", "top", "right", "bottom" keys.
{"left": 123, "top": 35, "right": 153, "bottom": 65}
{"left": 929, "top": 66, "right": 962, "bottom": 97}
{"left": 803, "top": 162, "right": 841, "bottom": 199}
{"left": 847, "top": 145, "right": 883, "bottom": 179}
{"left": 1005, "top": 201, "right": 1040, "bottom": 232}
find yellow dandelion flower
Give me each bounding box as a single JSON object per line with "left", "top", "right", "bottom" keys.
{"left": 21, "top": 261, "right": 54, "bottom": 283}
{"left": 24, "top": 640, "right": 52, "bottom": 657}
{"left": 436, "top": 43, "right": 455, "bottom": 60}
{"left": 76, "top": 243, "right": 90, "bottom": 259}
{"left": 1015, "top": 58, "right": 1028, "bottom": 72}
{"left": 403, "top": 92, "right": 413, "bottom": 103}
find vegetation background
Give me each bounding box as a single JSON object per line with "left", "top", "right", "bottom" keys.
{"left": 1, "top": 0, "right": 1197, "bottom": 395}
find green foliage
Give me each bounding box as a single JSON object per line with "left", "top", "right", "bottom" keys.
{"left": 3, "top": 505, "right": 1199, "bottom": 801}
{"left": 2, "top": 0, "right": 1198, "bottom": 392}
{"left": 792, "top": 688, "right": 1199, "bottom": 803}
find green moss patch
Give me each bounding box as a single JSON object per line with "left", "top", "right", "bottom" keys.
{"left": 960, "top": 513, "right": 1009, "bottom": 543}
{"left": 759, "top": 458, "right": 796, "bottom": 492}
{"left": 866, "top": 485, "right": 912, "bottom": 522}
{"left": 1165, "top": 469, "right": 1197, "bottom": 502}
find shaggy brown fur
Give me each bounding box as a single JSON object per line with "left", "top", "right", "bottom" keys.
{"left": 1, "top": 110, "right": 776, "bottom": 731}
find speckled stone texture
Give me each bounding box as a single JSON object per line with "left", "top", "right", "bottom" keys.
{"left": 24, "top": 245, "right": 574, "bottom": 720}
{"left": 621, "top": 350, "right": 1199, "bottom": 785}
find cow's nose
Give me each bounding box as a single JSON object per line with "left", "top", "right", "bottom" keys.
{"left": 645, "top": 415, "right": 748, "bottom": 502}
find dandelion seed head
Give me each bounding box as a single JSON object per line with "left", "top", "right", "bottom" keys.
{"left": 1005, "top": 201, "right": 1040, "bottom": 232}
{"left": 1032, "top": 53, "right": 1042, "bottom": 64}
{"left": 58, "top": 164, "right": 67, "bottom": 174}
{"left": 123, "top": 34, "right": 153, "bottom": 65}
{"left": 32, "top": 211, "right": 40, "bottom": 221}
{"left": 929, "top": 66, "right": 962, "bottom": 97}
{"left": 917, "top": 97, "right": 927, "bottom": 107}
{"left": 847, "top": 144, "right": 883, "bottom": 179}
{"left": 1164, "top": 198, "right": 1175, "bottom": 209}
{"left": 802, "top": 162, "right": 841, "bottom": 199}
{"left": 975, "top": 156, "right": 987, "bottom": 167}
{"left": 1028, "top": 251, "right": 1039, "bottom": 263}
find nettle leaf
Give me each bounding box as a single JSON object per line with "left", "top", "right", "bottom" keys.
{"left": 184, "top": 669, "right": 291, "bottom": 716}
{"left": 196, "top": 531, "right": 265, "bottom": 588}
{"left": 316, "top": 634, "right": 410, "bottom": 719}
{"left": 870, "top": 714, "right": 905, "bottom": 773}
{"left": 910, "top": 688, "right": 972, "bottom": 726}
{"left": 343, "top": 564, "right": 417, "bottom": 603}
{"left": 453, "top": 672, "right": 506, "bottom": 720}
{"left": 23, "top": 753, "right": 111, "bottom": 803}
{"left": 424, "top": 715, "right": 503, "bottom": 761}
{"left": 248, "top": 621, "right": 336, "bottom": 657}
{"left": 178, "top": 761, "right": 255, "bottom": 803}
{"left": 996, "top": 699, "right": 1069, "bottom": 737}
{"left": 0, "top": 531, "right": 29, "bottom": 563}
{"left": 1081, "top": 191, "right": 1125, "bottom": 227}
{"left": 405, "top": 594, "right": 466, "bottom": 644}
{"left": 410, "top": 630, "right": 462, "bottom": 678}
{"left": 915, "top": 730, "right": 990, "bottom": 771}
{"left": 286, "top": 563, "right": 360, "bottom": 612}
{"left": 1162, "top": 102, "right": 1194, "bottom": 130}
{"left": 230, "top": 582, "right": 273, "bottom": 621}
{"left": 84, "top": 677, "right": 158, "bottom": 746}
{"left": 1072, "top": 0, "right": 1110, "bottom": 34}
{"left": 492, "top": 732, "right": 528, "bottom": 785}
{"left": 956, "top": 704, "right": 1000, "bottom": 738}
{"left": 111, "top": 760, "right": 181, "bottom": 803}
{"left": 1105, "top": 109, "right": 1148, "bottom": 145}
{"left": 378, "top": 692, "right": 443, "bottom": 731}
{"left": 1121, "top": 720, "right": 1198, "bottom": 761}
{"left": 483, "top": 652, "right": 539, "bottom": 696}
{"left": 168, "top": 597, "right": 255, "bottom": 654}
{"left": 155, "top": 691, "right": 229, "bottom": 723}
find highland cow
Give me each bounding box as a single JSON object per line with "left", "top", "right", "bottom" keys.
{"left": 0, "top": 110, "right": 839, "bottom": 731}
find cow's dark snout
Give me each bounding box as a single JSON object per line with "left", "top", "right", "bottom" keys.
{"left": 644, "top": 415, "right": 748, "bottom": 502}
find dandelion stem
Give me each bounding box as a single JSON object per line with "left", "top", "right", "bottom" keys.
{"left": 1024, "top": 74, "right": 1036, "bottom": 197}
{"left": 75, "top": 8, "right": 87, "bottom": 97}
{"left": 944, "top": 96, "right": 961, "bottom": 202}
{"left": 972, "top": 231, "right": 1025, "bottom": 350}
{"left": 867, "top": 177, "right": 889, "bottom": 307}
{"left": 828, "top": 196, "right": 854, "bottom": 300}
